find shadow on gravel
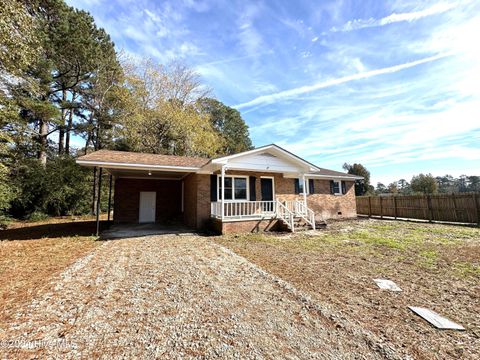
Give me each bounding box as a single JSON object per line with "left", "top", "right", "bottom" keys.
{"left": 100, "top": 223, "right": 200, "bottom": 240}
{"left": 0, "top": 221, "right": 110, "bottom": 241}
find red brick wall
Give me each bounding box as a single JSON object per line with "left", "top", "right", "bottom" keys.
{"left": 114, "top": 178, "right": 182, "bottom": 224}
{"left": 212, "top": 218, "right": 281, "bottom": 234}
{"left": 183, "top": 174, "right": 197, "bottom": 228}
{"left": 182, "top": 173, "right": 211, "bottom": 229}
{"left": 196, "top": 174, "right": 211, "bottom": 229}
{"left": 307, "top": 180, "right": 357, "bottom": 219}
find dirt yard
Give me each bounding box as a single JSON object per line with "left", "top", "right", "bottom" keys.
{"left": 0, "top": 217, "right": 105, "bottom": 332}
{"left": 216, "top": 219, "right": 480, "bottom": 359}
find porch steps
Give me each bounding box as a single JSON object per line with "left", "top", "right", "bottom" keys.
{"left": 278, "top": 216, "right": 327, "bottom": 232}
{"left": 293, "top": 217, "right": 313, "bottom": 230}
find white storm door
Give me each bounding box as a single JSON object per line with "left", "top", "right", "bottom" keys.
{"left": 139, "top": 191, "right": 156, "bottom": 223}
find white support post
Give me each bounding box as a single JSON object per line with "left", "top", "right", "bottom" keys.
{"left": 221, "top": 165, "right": 226, "bottom": 221}
{"left": 302, "top": 174, "right": 307, "bottom": 208}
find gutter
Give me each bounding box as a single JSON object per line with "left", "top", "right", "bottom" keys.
{"left": 75, "top": 160, "right": 200, "bottom": 172}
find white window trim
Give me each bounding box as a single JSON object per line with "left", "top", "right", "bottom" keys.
{"left": 333, "top": 180, "right": 343, "bottom": 195}
{"left": 217, "top": 175, "right": 249, "bottom": 201}
{"left": 260, "top": 176, "right": 276, "bottom": 201}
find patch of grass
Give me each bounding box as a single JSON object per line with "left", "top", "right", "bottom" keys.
{"left": 452, "top": 261, "right": 480, "bottom": 278}
{"left": 418, "top": 250, "right": 438, "bottom": 268}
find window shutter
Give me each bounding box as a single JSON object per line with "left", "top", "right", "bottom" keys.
{"left": 308, "top": 179, "right": 314, "bottom": 194}
{"left": 330, "top": 180, "right": 335, "bottom": 194}
{"left": 210, "top": 175, "right": 217, "bottom": 201}
{"left": 341, "top": 181, "right": 347, "bottom": 195}
{"left": 249, "top": 176, "right": 256, "bottom": 201}
{"left": 294, "top": 179, "right": 300, "bottom": 194}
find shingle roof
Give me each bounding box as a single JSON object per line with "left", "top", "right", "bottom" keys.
{"left": 310, "top": 168, "right": 360, "bottom": 179}
{"left": 77, "top": 148, "right": 361, "bottom": 179}
{"left": 77, "top": 150, "right": 209, "bottom": 168}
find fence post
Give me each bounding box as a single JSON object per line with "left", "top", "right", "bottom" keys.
{"left": 368, "top": 196, "right": 372, "bottom": 218}
{"left": 393, "top": 196, "right": 398, "bottom": 219}
{"left": 473, "top": 193, "right": 480, "bottom": 226}
{"left": 380, "top": 196, "right": 383, "bottom": 219}
{"left": 426, "top": 195, "right": 433, "bottom": 223}
{"left": 452, "top": 193, "right": 458, "bottom": 222}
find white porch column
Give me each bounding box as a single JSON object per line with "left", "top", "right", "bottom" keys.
{"left": 302, "top": 174, "right": 307, "bottom": 207}
{"left": 221, "top": 164, "right": 226, "bottom": 221}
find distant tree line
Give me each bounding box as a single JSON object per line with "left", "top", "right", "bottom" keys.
{"left": 0, "top": 0, "right": 252, "bottom": 223}
{"left": 342, "top": 163, "right": 479, "bottom": 197}
{"left": 376, "top": 174, "right": 480, "bottom": 195}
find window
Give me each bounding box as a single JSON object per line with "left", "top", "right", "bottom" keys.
{"left": 218, "top": 176, "right": 248, "bottom": 200}
{"left": 295, "top": 178, "right": 307, "bottom": 194}
{"left": 295, "top": 178, "right": 315, "bottom": 194}
{"left": 298, "top": 180, "right": 304, "bottom": 193}
{"left": 333, "top": 180, "right": 341, "bottom": 195}
{"left": 234, "top": 178, "right": 247, "bottom": 199}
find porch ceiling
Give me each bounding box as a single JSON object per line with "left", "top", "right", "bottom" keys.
{"left": 107, "top": 168, "right": 191, "bottom": 180}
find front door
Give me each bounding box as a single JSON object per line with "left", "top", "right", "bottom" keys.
{"left": 139, "top": 191, "right": 156, "bottom": 223}
{"left": 261, "top": 178, "right": 274, "bottom": 212}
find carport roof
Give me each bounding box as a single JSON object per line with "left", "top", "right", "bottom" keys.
{"left": 77, "top": 149, "right": 209, "bottom": 169}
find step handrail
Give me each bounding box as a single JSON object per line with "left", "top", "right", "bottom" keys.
{"left": 276, "top": 200, "right": 295, "bottom": 232}
{"left": 292, "top": 200, "right": 316, "bottom": 230}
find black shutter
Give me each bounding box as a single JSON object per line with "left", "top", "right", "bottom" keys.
{"left": 330, "top": 180, "right": 335, "bottom": 194}
{"left": 210, "top": 174, "right": 217, "bottom": 201}
{"left": 341, "top": 181, "right": 346, "bottom": 195}
{"left": 294, "top": 179, "right": 300, "bottom": 194}
{"left": 309, "top": 179, "right": 314, "bottom": 194}
{"left": 249, "top": 176, "right": 256, "bottom": 201}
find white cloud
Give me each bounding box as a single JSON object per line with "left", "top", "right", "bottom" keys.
{"left": 236, "top": 3, "right": 265, "bottom": 58}
{"left": 235, "top": 52, "right": 453, "bottom": 109}
{"left": 331, "top": 2, "right": 461, "bottom": 32}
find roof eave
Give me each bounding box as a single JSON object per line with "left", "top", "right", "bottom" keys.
{"left": 206, "top": 144, "right": 321, "bottom": 172}
{"left": 76, "top": 159, "right": 200, "bottom": 173}
{"left": 305, "top": 173, "right": 364, "bottom": 180}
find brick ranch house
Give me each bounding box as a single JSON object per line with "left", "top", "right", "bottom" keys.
{"left": 76, "top": 144, "right": 362, "bottom": 234}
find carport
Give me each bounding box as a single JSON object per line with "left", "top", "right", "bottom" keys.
{"left": 76, "top": 150, "right": 209, "bottom": 235}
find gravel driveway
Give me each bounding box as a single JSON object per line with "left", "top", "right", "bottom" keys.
{"left": 3, "top": 235, "right": 401, "bottom": 359}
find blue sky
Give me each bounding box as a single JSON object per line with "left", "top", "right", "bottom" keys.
{"left": 66, "top": 0, "right": 480, "bottom": 185}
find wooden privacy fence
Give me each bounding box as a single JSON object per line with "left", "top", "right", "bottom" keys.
{"left": 356, "top": 193, "right": 480, "bottom": 225}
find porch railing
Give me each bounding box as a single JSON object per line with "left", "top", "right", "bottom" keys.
{"left": 211, "top": 201, "right": 276, "bottom": 219}
{"left": 284, "top": 200, "right": 316, "bottom": 230}
{"left": 210, "top": 199, "right": 316, "bottom": 231}
{"left": 276, "top": 200, "right": 295, "bottom": 232}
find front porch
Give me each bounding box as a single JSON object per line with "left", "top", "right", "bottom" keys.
{"left": 210, "top": 199, "right": 316, "bottom": 232}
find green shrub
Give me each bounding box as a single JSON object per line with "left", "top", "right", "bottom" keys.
{"left": 0, "top": 215, "right": 11, "bottom": 229}
{"left": 27, "top": 211, "right": 49, "bottom": 222}
{"left": 9, "top": 156, "right": 94, "bottom": 218}
{"left": 44, "top": 157, "right": 92, "bottom": 216}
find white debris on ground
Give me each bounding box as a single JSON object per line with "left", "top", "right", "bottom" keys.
{"left": 3, "top": 235, "right": 403, "bottom": 359}
{"left": 373, "top": 279, "right": 402, "bottom": 292}
{"left": 408, "top": 307, "right": 465, "bottom": 331}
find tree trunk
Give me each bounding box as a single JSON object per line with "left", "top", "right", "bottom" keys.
{"left": 58, "top": 89, "right": 67, "bottom": 155}
{"left": 38, "top": 119, "right": 48, "bottom": 166}
{"left": 65, "top": 92, "right": 76, "bottom": 155}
